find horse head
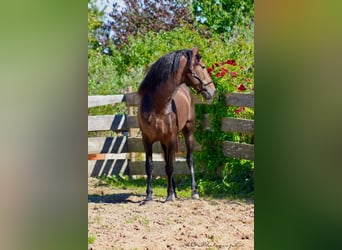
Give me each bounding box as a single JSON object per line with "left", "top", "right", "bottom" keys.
{"left": 185, "top": 47, "right": 216, "bottom": 100}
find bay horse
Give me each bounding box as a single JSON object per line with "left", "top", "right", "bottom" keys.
{"left": 137, "top": 47, "right": 216, "bottom": 202}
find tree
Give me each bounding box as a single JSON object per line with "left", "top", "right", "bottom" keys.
{"left": 107, "top": 0, "right": 194, "bottom": 47}
{"left": 88, "top": 0, "right": 105, "bottom": 48}
{"left": 192, "top": 0, "right": 254, "bottom": 34}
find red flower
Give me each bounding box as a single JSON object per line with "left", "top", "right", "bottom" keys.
{"left": 221, "top": 67, "right": 228, "bottom": 73}
{"left": 234, "top": 106, "right": 246, "bottom": 115}
{"left": 207, "top": 67, "right": 213, "bottom": 73}
{"left": 230, "top": 71, "right": 237, "bottom": 77}
{"left": 226, "top": 59, "right": 237, "bottom": 66}
{"left": 215, "top": 62, "right": 220, "bottom": 67}
{"left": 216, "top": 72, "right": 222, "bottom": 77}
{"left": 238, "top": 84, "right": 247, "bottom": 91}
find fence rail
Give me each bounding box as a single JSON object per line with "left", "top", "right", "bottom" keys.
{"left": 88, "top": 92, "right": 254, "bottom": 177}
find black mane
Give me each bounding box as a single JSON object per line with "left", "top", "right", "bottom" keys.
{"left": 138, "top": 49, "right": 193, "bottom": 95}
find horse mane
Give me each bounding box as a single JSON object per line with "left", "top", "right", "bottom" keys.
{"left": 138, "top": 49, "right": 193, "bottom": 95}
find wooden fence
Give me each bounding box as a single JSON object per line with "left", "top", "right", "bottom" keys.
{"left": 88, "top": 92, "right": 254, "bottom": 177}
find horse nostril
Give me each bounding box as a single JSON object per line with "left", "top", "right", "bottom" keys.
{"left": 208, "top": 88, "right": 215, "bottom": 97}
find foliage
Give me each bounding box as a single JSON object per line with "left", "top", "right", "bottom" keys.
{"left": 107, "top": 0, "right": 193, "bottom": 47}
{"left": 192, "top": 0, "right": 254, "bottom": 34}
{"left": 88, "top": 48, "right": 127, "bottom": 115}
{"left": 88, "top": 235, "right": 96, "bottom": 244}
{"left": 192, "top": 24, "right": 254, "bottom": 197}
{"left": 88, "top": 0, "right": 105, "bottom": 48}
{"left": 88, "top": 50, "right": 118, "bottom": 95}
{"left": 88, "top": 0, "right": 125, "bottom": 115}
{"left": 223, "top": 159, "right": 254, "bottom": 196}
{"left": 110, "top": 24, "right": 253, "bottom": 78}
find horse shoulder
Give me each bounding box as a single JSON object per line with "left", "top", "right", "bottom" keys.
{"left": 172, "top": 85, "right": 194, "bottom": 129}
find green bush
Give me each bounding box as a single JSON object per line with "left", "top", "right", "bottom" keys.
{"left": 192, "top": 25, "right": 254, "bottom": 198}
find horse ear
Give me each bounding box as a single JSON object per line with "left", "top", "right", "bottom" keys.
{"left": 192, "top": 47, "right": 198, "bottom": 55}
{"left": 191, "top": 47, "right": 199, "bottom": 66}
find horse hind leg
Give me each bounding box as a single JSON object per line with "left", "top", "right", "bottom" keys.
{"left": 143, "top": 139, "right": 153, "bottom": 202}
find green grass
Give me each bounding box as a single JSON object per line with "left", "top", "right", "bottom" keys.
{"left": 95, "top": 175, "right": 254, "bottom": 200}
{"left": 97, "top": 175, "right": 193, "bottom": 198}
{"left": 125, "top": 214, "right": 150, "bottom": 227}
{"left": 88, "top": 235, "right": 96, "bottom": 244}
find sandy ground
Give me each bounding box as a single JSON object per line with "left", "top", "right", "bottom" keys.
{"left": 88, "top": 177, "right": 254, "bottom": 249}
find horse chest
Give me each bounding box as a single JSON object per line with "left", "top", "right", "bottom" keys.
{"left": 148, "top": 113, "right": 175, "bottom": 134}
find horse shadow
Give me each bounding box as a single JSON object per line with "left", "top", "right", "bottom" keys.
{"left": 88, "top": 192, "right": 143, "bottom": 204}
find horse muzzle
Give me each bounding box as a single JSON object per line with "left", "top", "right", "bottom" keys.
{"left": 201, "top": 86, "right": 215, "bottom": 100}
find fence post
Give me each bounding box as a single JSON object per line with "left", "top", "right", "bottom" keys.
{"left": 128, "top": 86, "right": 136, "bottom": 160}
{"left": 127, "top": 86, "right": 137, "bottom": 179}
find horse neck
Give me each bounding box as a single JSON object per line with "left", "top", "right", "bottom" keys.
{"left": 151, "top": 80, "right": 179, "bottom": 114}
{"left": 142, "top": 60, "right": 188, "bottom": 114}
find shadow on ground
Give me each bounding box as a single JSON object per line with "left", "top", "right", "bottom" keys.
{"left": 88, "top": 193, "right": 144, "bottom": 204}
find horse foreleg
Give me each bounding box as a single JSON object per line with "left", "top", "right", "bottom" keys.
{"left": 184, "top": 129, "right": 199, "bottom": 199}
{"left": 162, "top": 143, "right": 177, "bottom": 200}
{"left": 187, "top": 149, "right": 199, "bottom": 199}
{"left": 172, "top": 177, "right": 178, "bottom": 199}
{"left": 165, "top": 142, "right": 176, "bottom": 202}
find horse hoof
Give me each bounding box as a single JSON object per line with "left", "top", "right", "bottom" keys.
{"left": 165, "top": 194, "right": 176, "bottom": 202}
{"left": 192, "top": 193, "right": 200, "bottom": 200}
{"left": 140, "top": 198, "right": 152, "bottom": 206}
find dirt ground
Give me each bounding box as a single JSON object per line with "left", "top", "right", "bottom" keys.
{"left": 88, "top": 177, "right": 254, "bottom": 250}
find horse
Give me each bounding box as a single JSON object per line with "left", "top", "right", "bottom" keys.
{"left": 137, "top": 47, "right": 216, "bottom": 202}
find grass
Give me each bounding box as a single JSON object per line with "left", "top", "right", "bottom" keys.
{"left": 97, "top": 175, "right": 193, "bottom": 199}
{"left": 88, "top": 235, "right": 96, "bottom": 244}
{"left": 141, "top": 216, "right": 150, "bottom": 227}
{"left": 126, "top": 215, "right": 150, "bottom": 226}
{"left": 95, "top": 175, "right": 254, "bottom": 200}
{"left": 125, "top": 214, "right": 139, "bottom": 224}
